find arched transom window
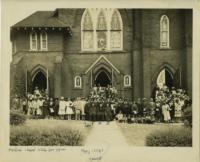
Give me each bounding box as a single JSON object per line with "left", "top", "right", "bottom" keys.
{"left": 160, "top": 15, "right": 170, "bottom": 48}
{"left": 81, "top": 9, "right": 123, "bottom": 51}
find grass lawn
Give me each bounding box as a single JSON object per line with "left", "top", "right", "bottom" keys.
{"left": 117, "top": 122, "right": 188, "bottom": 146}
{"left": 10, "top": 119, "right": 92, "bottom": 146}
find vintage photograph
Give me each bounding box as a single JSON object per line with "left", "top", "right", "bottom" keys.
{"left": 9, "top": 8, "right": 192, "bottom": 147}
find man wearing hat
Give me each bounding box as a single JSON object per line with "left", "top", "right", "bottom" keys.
{"left": 54, "top": 97, "right": 59, "bottom": 117}
{"left": 105, "top": 102, "right": 112, "bottom": 124}
{"left": 90, "top": 100, "right": 97, "bottom": 124}
{"left": 43, "top": 97, "right": 49, "bottom": 119}
{"left": 136, "top": 98, "right": 143, "bottom": 117}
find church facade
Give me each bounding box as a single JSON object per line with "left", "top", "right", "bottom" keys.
{"left": 10, "top": 8, "right": 192, "bottom": 100}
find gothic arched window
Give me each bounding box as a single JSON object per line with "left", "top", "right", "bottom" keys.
{"left": 97, "top": 10, "right": 107, "bottom": 50}
{"left": 82, "top": 10, "right": 94, "bottom": 50}
{"left": 30, "top": 31, "right": 37, "bottom": 51}
{"left": 160, "top": 15, "right": 170, "bottom": 48}
{"left": 40, "top": 31, "right": 48, "bottom": 51}
{"left": 110, "top": 10, "right": 122, "bottom": 50}
{"left": 81, "top": 9, "right": 123, "bottom": 51}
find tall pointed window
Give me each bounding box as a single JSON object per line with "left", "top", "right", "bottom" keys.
{"left": 81, "top": 9, "right": 123, "bottom": 51}
{"left": 160, "top": 15, "right": 170, "bottom": 48}
{"left": 96, "top": 10, "right": 107, "bottom": 50}
{"left": 30, "top": 31, "right": 37, "bottom": 51}
{"left": 82, "top": 10, "right": 94, "bottom": 50}
{"left": 110, "top": 10, "right": 122, "bottom": 50}
{"left": 40, "top": 31, "right": 48, "bottom": 51}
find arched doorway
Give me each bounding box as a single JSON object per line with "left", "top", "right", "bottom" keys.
{"left": 95, "top": 70, "right": 111, "bottom": 87}
{"left": 32, "top": 71, "right": 47, "bottom": 92}
{"left": 157, "top": 68, "right": 174, "bottom": 88}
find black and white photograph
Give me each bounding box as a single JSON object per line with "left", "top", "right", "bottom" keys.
{"left": 1, "top": 0, "right": 200, "bottom": 162}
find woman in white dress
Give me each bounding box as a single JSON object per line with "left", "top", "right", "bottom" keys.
{"left": 162, "top": 102, "right": 171, "bottom": 123}
{"left": 58, "top": 97, "right": 66, "bottom": 119}
{"left": 32, "top": 98, "right": 37, "bottom": 116}
{"left": 27, "top": 98, "right": 33, "bottom": 115}
{"left": 36, "top": 97, "right": 42, "bottom": 117}
{"left": 174, "top": 99, "right": 182, "bottom": 122}
{"left": 65, "top": 98, "right": 74, "bottom": 120}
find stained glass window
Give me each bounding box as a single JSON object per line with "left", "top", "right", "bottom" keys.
{"left": 111, "top": 10, "right": 121, "bottom": 30}
{"left": 97, "top": 11, "right": 107, "bottom": 50}
{"left": 110, "top": 31, "right": 121, "bottom": 49}
{"left": 82, "top": 10, "right": 94, "bottom": 50}
{"left": 83, "top": 32, "right": 94, "bottom": 49}
{"left": 97, "top": 11, "right": 107, "bottom": 30}
{"left": 83, "top": 11, "right": 93, "bottom": 30}
{"left": 81, "top": 9, "right": 123, "bottom": 51}
{"left": 110, "top": 10, "right": 122, "bottom": 50}
{"left": 160, "top": 15, "right": 169, "bottom": 48}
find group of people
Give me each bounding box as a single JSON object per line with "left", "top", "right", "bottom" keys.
{"left": 153, "top": 85, "right": 192, "bottom": 123}
{"left": 11, "top": 84, "right": 192, "bottom": 124}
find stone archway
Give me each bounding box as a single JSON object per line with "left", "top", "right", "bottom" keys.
{"left": 32, "top": 71, "right": 47, "bottom": 92}
{"left": 156, "top": 68, "right": 174, "bottom": 89}
{"left": 94, "top": 69, "right": 111, "bottom": 87}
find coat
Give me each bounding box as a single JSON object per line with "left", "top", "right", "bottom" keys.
{"left": 105, "top": 106, "right": 112, "bottom": 121}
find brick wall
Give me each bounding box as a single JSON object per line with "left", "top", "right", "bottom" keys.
{"left": 10, "top": 9, "right": 192, "bottom": 99}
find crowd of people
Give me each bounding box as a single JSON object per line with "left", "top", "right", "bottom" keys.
{"left": 11, "top": 84, "right": 192, "bottom": 124}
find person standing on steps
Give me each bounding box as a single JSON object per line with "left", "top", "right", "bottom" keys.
{"left": 105, "top": 102, "right": 112, "bottom": 124}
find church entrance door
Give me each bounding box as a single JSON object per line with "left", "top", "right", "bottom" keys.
{"left": 32, "top": 71, "right": 47, "bottom": 92}
{"left": 95, "top": 69, "right": 111, "bottom": 87}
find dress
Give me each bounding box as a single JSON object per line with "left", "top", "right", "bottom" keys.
{"left": 49, "top": 101, "right": 55, "bottom": 115}
{"left": 162, "top": 104, "right": 171, "bottom": 121}
{"left": 32, "top": 100, "right": 37, "bottom": 115}
{"left": 36, "top": 100, "right": 42, "bottom": 115}
{"left": 65, "top": 101, "right": 74, "bottom": 115}
{"left": 80, "top": 100, "right": 86, "bottom": 116}
{"left": 174, "top": 102, "right": 182, "bottom": 117}
{"left": 58, "top": 100, "right": 66, "bottom": 115}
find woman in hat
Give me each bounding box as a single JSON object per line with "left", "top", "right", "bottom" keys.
{"left": 65, "top": 98, "right": 74, "bottom": 120}
{"left": 27, "top": 97, "right": 33, "bottom": 115}
{"left": 162, "top": 101, "right": 171, "bottom": 123}
{"left": 37, "top": 97, "right": 43, "bottom": 118}
{"left": 32, "top": 97, "right": 37, "bottom": 116}
{"left": 174, "top": 99, "right": 182, "bottom": 122}
{"left": 58, "top": 96, "right": 66, "bottom": 119}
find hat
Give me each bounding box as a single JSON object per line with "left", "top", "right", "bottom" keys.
{"left": 60, "top": 96, "right": 64, "bottom": 100}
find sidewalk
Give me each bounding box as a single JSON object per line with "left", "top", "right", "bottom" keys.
{"left": 84, "top": 121, "right": 129, "bottom": 146}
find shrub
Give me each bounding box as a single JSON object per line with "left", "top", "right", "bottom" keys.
{"left": 10, "top": 111, "right": 26, "bottom": 125}
{"left": 183, "top": 106, "right": 192, "bottom": 127}
{"left": 146, "top": 127, "right": 192, "bottom": 147}
{"left": 10, "top": 126, "right": 83, "bottom": 146}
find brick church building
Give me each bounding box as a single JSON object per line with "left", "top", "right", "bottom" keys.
{"left": 10, "top": 8, "right": 192, "bottom": 100}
